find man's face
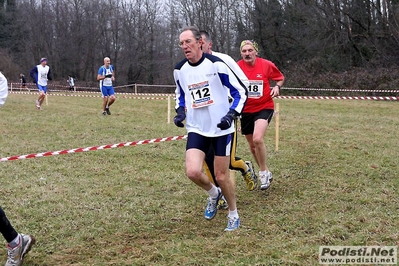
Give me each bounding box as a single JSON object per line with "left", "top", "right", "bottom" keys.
{"left": 200, "top": 35, "right": 212, "bottom": 54}
{"left": 104, "top": 58, "right": 111, "bottom": 66}
{"left": 240, "top": 44, "right": 257, "bottom": 65}
{"left": 40, "top": 61, "right": 47, "bottom": 67}
{"left": 179, "top": 30, "right": 202, "bottom": 63}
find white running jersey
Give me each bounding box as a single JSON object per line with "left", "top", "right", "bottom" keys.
{"left": 174, "top": 53, "right": 248, "bottom": 137}
{"left": 68, "top": 77, "right": 74, "bottom": 87}
{"left": 36, "top": 65, "right": 50, "bottom": 86}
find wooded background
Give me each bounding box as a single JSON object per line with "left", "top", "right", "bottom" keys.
{"left": 1, "top": 0, "right": 399, "bottom": 90}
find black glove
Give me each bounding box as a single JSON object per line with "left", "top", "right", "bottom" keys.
{"left": 217, "top": 110, "right": 239, "bottom": 130}
{"left": 174, "top": 106, "right": 186, "bottom": 128}
{"left": 105, "top": 74, "right": 113, "bottom": 78}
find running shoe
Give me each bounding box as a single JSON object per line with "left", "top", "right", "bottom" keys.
{"left": 204, "top": 188, "right": 222, "bottom": 220}
{"left": 243, "top": 161, "right": 258, "bottom": 191}
{"left": 224, "top": 217, "right": 240, "bottom": 231}
{"left": 217, "top": 195, "right": 229, "bottom": 210}
{"left": 260, "top": 171, "right": 273, "bottom": 190}
{"left": 6, "top": 234, "right": 36, "bottom": 266}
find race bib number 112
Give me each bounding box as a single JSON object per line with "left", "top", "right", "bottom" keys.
{"left": 189, "top": 81, "right": 214, "bottom": 108}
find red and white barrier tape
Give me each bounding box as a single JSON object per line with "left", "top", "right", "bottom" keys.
{"left": 275, "top": 96, "right": 398, "bottom": 101}
{"left": 117, "top": 93, "right": 173, "bottom": 97}
{"left": 8, "top": 91, "right": 168, "bottom": 100}
{"left": 279, "top": 87, "right": 399, "bottom": 93}
{"left": 0, "top": 135, "right": 187, "bottom": 162}
{"left": 9, "top": 83, "right": 176, "bottom": 94}
{"left": 8, "top": 91, "right": 398, "bottom": 101}
{"left": 10, "top": 83, "right": 399, "bottom": 93}
{"left": 9, "top": 83, "right": 99, "bottom": 91}
{"left": 9, "top": 89, "right": 173, "bottom": 96}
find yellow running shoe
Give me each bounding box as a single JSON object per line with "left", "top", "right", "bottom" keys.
{"left": 243, "top": 161, "right": 258, "bottom": 191}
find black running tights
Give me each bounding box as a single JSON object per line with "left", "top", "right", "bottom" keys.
{"left": 0, "top": 206, "right": 18, "bottom": 243}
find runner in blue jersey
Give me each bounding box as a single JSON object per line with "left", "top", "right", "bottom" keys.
{"left": 97, "top": 57, "right": 115, "bottom": 116}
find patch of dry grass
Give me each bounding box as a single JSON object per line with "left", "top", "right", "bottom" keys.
{"left": 1, "top": 93, "right": 398, "bottom": 265}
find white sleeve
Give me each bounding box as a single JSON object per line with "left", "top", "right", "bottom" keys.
{"left": 0, "top": 72, "right": 9, "bottom": 107}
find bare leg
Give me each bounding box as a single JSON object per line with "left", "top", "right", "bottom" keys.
{"left": 214, "top": 155, "right": 236, "bottom": 211}
{"left": 246, "top": 119, "right": 270, "bottom": 172}
{"left": 185, "top": 149, "right": 213, "bottom": 191}
{"left": 107, "top": 95, "right": 115, "bottom": 107}
{"left": 102, "top": 96, "right": 109, "bottom": 111}
{"left": 37, "top": 91, "right": 46, "bottom": 107}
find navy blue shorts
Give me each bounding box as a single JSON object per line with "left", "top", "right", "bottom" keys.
{"left": 186, "top": 132, "right": 232, "bottom": 156}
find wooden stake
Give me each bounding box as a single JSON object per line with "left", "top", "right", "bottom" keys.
{"left": 167, "top": 96, "right": 171, "bottom": 124}
{"left": 275, "top": 103, "right": 279, "bottom": 151}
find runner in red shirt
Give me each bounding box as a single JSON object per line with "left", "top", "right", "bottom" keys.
{"left": 237, "top": 40, "right": 285, "bottom": 190}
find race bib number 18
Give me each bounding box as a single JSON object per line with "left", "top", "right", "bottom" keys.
{"left": 248, "top": 80, "right": 264, "bottom": 98}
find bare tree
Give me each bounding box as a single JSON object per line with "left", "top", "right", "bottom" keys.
{"left": 1, "top": 0, "right": 398, "bottom": 86}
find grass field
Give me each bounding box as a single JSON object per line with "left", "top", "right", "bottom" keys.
{"left": 1, "top": 92, "right": 398, "bottom": 265}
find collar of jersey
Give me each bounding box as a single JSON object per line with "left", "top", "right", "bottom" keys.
{"left": 188, "top": 53, "right": 205, "bottom": 67}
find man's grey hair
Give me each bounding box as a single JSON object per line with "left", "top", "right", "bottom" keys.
{"left": 181, "top": 26, "right": 202, "bottom": 40}
{"left": 199, "top": 30, "right": 212, "bottom": 43}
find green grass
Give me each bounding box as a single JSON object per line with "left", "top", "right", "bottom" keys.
{"left": 1, "top": 93, "right": 398, "bottom": 265}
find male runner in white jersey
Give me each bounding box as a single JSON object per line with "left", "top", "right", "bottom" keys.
{"left": 200, "top": 30, "right": 258, "bottom": 199}
{"left": 30, "top": 58, "right": 52, "bottom": 110}
{"left": 173, "top": 26, "right": 248, "bottom": 231}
